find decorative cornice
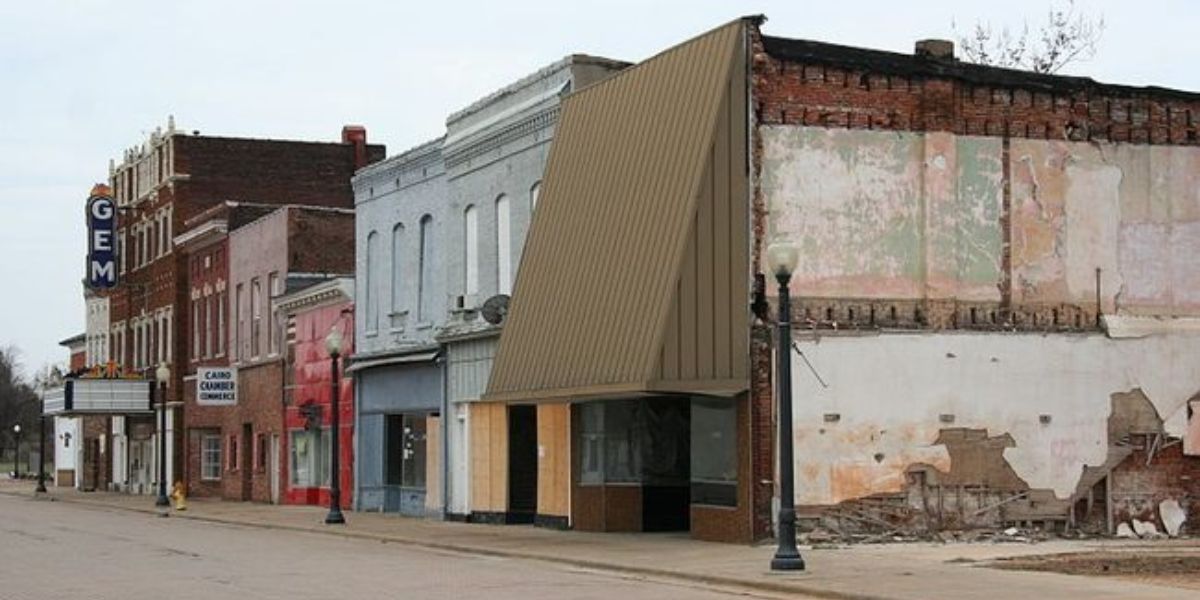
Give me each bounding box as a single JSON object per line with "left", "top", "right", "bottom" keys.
{"left": 443, "top": 105, "right": 559, "bottom": 171}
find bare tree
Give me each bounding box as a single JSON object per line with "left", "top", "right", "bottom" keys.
{"left": 954, "top": 0, "right": 1105, "bottom": 74}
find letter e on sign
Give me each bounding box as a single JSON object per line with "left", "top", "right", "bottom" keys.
{"left": 85, "top": 188, "right": 118, "bottom": 289}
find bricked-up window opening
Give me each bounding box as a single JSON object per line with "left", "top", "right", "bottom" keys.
{"left": 417, "top": 216, "right": 435, "bottom": 323}
{"left": 464, "top": 206, "right": 479, "bottom": 297}
{"left": 216, "top": 292, "right": 225, "bottom": 357}
{"left": 201, "top": 434, "right": 222, "bottom": 481}
{"left": 228, "top": 434, "right": 239, "bottom": 471}
{"left": 256, "top": 433, "right": 268, "bottom": 472}
{"left": 496, "top": 195, "right": 512, "bottom": 296}
{"left": 234, "top": 284, "right": 243, "bottom": 361}
{"left": 250, "top": 277, "right": 262, "bottom": 358}
{"left": 365, "top": 231, "right": 379, "bottom": 332}
{"left": 204, "top": 294, "right": 213, "bottom": 359}
{"left": 268, "top": 271, "right": 280, "bottom": 355}
{"left": 289, "top": 428, "right": 330, "bottom": 488}
{"left": 391, "top": 223, "right": 405, "bottom": 323}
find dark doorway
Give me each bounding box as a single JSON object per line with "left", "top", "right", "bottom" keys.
{"left": 508, "top": 405, "right": 538, "bottom": 524}
{"left": 241, "top": 423, "right": 253, "bottom": 500}
{"left": 641, "top": 398, "right": 690, "bottom": 532}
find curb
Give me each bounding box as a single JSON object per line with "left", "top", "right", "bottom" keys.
{"left": 3, "top": 489, "right": 887, "bottom": 600}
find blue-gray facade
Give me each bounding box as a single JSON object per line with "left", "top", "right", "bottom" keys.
{"left": 352, "top": 54, "right": 628, "bottom": 517}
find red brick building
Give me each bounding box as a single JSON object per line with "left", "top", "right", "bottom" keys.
{"left": 181, "top": 206, "right": 355, "bottom": 502}
{"left": 94, "top": 119, "right": 382, "bottom": 496}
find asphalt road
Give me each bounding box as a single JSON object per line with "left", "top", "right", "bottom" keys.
{"left": 0, "top": 494, "right": 785, "bottom": 600}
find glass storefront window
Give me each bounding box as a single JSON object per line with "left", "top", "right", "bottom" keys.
{"left": 289, "top": 428, "right": 330, "bottom": 488}
{"left": 385, "top": 413, "right": 427, "bottom": 489}
{"left": 690, "top": 397, "right": 737, "bottom": 506}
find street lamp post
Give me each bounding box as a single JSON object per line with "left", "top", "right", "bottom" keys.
{"left": 36, "top": 412, "right": 47, "bottom": 493}
{"left": 767, "top": 241, "right": 805, "bottom": 572}
{"left": 155, "top": 363, "right": 171, "bottom": 508}
{"left": 12, "top": 425, "right": 22, "bottom": 479}
{"left": 324, "top": 325, "right": 346, "bottom": 525}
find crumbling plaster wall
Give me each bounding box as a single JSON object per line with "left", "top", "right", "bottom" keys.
{"left": 762, "top": 126, "right": 1200, "bottom": 316}
{"left": 789, "top": 331, "right": 1200, "bottom": 506}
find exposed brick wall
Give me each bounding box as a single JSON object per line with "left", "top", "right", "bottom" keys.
{"left": 172, "top": 135, "right": 385, "bottom": 222}
{"left": 752, "top": 33, "right": 1200, "bottom": 146}
{"left": 748, "top": 324, "right": 774, "bottom": 541}
{"left": 1110, "top": 435, "right": 1200, "bottom": 535}
{"left": 286, "top": 209, "right": 355, "bottom": 275}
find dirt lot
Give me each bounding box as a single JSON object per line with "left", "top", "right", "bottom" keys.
{"left": 990, "top": 549, "right": 1200, "bottom": 591}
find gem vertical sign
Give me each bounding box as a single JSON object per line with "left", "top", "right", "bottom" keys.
{"left": 86, "top": 184, "right": 118, "bottom": 289}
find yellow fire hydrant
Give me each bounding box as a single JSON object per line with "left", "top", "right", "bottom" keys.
{"left": 170, "top": 481, "right": 188, "bottom": 511}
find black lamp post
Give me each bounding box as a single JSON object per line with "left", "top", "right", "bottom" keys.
{"left": 36, "top": 413, "right": 47, "bottom": 493}
{"left": 324, "top": 325, "right": 346, "bottom": 525}
{"left": 12, "top": 424, "right": 22, "bottom": 479}
{"left": 155, "top": 363, "right": 171, "bottom": 508}
{"left": 767, "top": 241, "right": 805, "bottom": 572}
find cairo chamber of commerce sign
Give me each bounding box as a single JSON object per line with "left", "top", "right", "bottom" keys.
{"left": 197, "top": 367, "right": 238, "bottom": 406}
{"left": 86, "top": 186, "right": 118, "bottom": 289}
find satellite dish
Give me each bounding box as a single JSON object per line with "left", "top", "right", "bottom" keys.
{"left": 481, "top": 294, "right": 510, "bottom": 325}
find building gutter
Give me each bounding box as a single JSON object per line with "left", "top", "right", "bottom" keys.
{"left": 439, "top": 352, "right": 450, "bottom": 519}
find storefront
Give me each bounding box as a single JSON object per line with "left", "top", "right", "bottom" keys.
{"left": 353, "top": 352, "right": 441, "bottom": 517}
{"left": 477, "top": 21, "right": 759, "bottom": 542}
{"left": 43, "top": 376, "right": 165, "bottom": 495}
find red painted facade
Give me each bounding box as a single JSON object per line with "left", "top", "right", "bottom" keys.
{"left": 282, "top": 301, "right": 354, "bottom": 508}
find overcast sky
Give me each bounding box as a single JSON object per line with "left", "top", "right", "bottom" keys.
{"left": 1, "top": 0, "right": 1197, "bottom": 376}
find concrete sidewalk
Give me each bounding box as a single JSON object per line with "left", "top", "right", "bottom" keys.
{"left": 2, "top": 480, "right": 1194, "bottom": 600}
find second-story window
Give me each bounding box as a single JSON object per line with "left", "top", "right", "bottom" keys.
{"left": 464, "top": 206, "right": 478, "bottom": 298}
{"left": 417, "top": 216, "right": 435, "bottom": 322}
{"left": 191, "top": 298, "right": 200, "bottom": 360}
{"left": 204, "top": 293, "right": 213, "bottom": 358}
{"left": 496, "top": 194, "right": 512, "bottom": 296}
{"left": 251, "top": 278, "right": 262, "bottom": 358}
{"left": 234, "top": 283, "right": 244, "bottom": 361}
{"left": 216, "top": 290, "right": 225, "bottom": 357}
{"left": 391, "top": 224, "right": 404, "bottom": 324}
{"left": 365, "top": 231, "right": 379, "bottom": 332}
{"left": 267, "top": 271, "right": 279, "bottom": 355}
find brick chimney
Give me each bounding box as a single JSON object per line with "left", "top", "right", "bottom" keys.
{"left": 915, "top": 39, "right": 954, "bottom": 60}
{"left": 341, "top": 125, "right": 368, "bottom": 170}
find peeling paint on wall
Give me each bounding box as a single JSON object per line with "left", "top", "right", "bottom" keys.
{"left": 790, "top": 332, "right": 1200, "bottom": 506}
{"left": 763, "top": 126, "right": 1200, "bottom": 318}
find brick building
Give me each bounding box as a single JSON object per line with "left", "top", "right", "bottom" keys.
{"left": 480, "top": 16, "right": 1200, "bottom": 544}
{"left": 181, "top": 205, "right": 356, "bottom": 502}
{"left": 91, "top": 119, "right": 382, "bottom": 497}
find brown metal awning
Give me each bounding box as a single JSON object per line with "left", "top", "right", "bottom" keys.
{"left": 484, "top": 19, "right": 752, "bottom": 403}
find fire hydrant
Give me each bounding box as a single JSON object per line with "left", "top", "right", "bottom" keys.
{"left": 170, "top": 481, "right": 188, "bottom": 511}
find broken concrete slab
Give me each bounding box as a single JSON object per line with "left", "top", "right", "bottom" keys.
{"left": 1115, "top": 522, "right": 1137, "bottom": 538}
{"left": 1131, "top": 518, "right": 1162, "bottom": 538}
{"left": 1158, "top": 499, "right": 1186, "bottom": 537}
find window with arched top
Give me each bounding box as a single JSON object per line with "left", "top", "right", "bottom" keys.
{"left": 366, "top": 231, "right": 380, "bottom": 332}
{"left": 391, "top": 223, "right": 405, "bottom": 317}
{"left": 496, "top": 195, "right": 511, "bottom": 295}
{"left": 530, "top": 181, "right": 541, "bottom": 211}
{"left": 418, "top": 215, "right": 436, "bottom": 322}
{"left": 464, "top": 205, "right": 479, "bottom": 296}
